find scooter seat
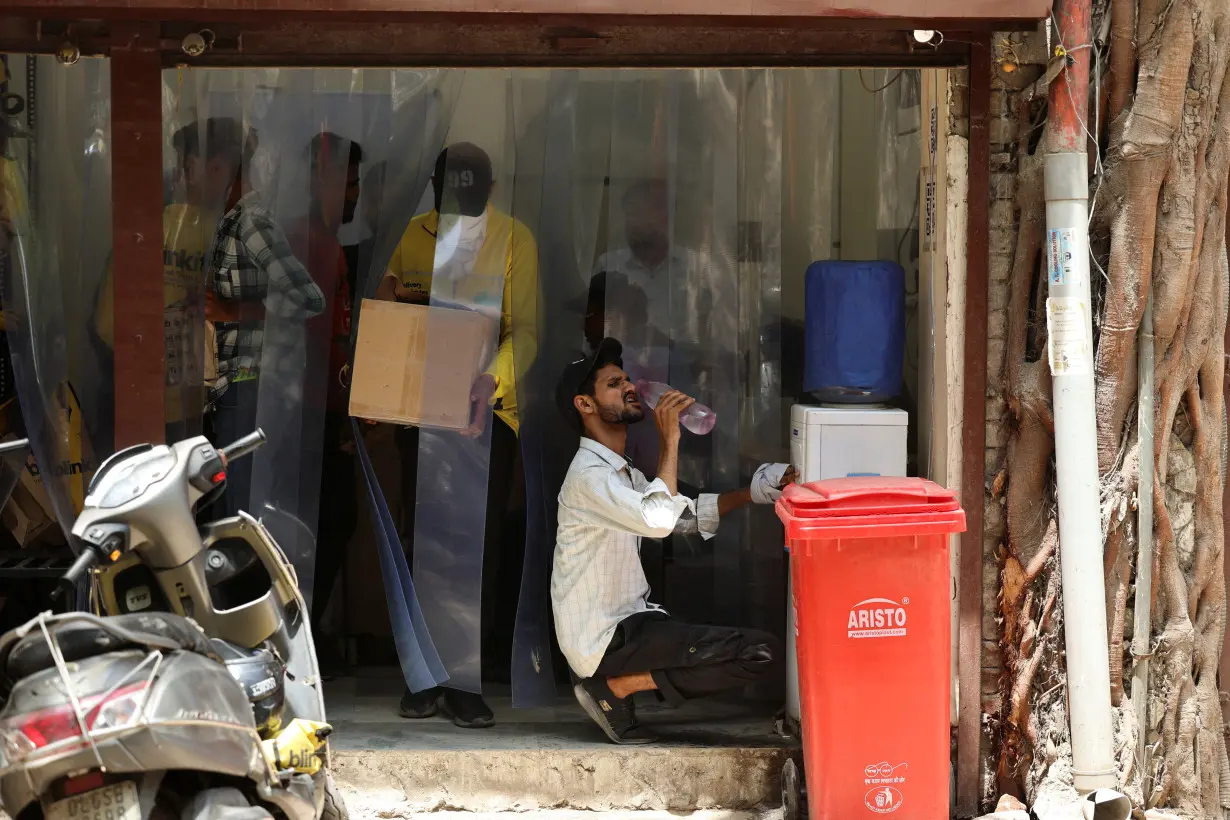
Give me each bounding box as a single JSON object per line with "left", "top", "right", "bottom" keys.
{"left": 3, "top": 612, "right": 222, "bottom": 684}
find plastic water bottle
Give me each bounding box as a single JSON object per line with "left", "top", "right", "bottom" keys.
{"left": 635, "top": 380, "right": 717, "bottom": 436}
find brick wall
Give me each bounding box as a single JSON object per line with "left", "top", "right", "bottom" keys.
{"left": 976, "top": 30, "right": 1043, "bottom": 805}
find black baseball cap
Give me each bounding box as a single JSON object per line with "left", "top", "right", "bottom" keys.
{"left": 555, "top": 337, "right": 624, "bottom": 431}
{"left": 433, "top": 142, "right": 494, "bottom": 217}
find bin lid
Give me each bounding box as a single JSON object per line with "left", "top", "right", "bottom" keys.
{"left": 775, "top": 476, "right": 965, "bottom": 539}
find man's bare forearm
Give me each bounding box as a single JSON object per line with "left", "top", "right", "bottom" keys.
{"left": 717, "top": 488, "right": 753, "bottom": 518}
{"left": 652, "top": 389, "right": 692, "bottom": 497}
{"left": 656, "top": 436, "right": 680, "bottom": 496}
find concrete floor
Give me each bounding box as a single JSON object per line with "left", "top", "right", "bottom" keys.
{"left": 325, "top": 672, "right": 793, "bottom": 752}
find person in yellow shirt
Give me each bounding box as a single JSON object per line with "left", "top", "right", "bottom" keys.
{"left": 92, "top": 117, "right": 249, "bottom": 443}
{"left": 376, "top": 143, "right": 538, "bottom": 729}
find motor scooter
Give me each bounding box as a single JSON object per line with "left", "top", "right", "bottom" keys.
{"left": 0, "top": 430, "right": 346, "bottom": 820}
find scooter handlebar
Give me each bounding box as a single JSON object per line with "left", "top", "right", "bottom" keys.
{"left": 0, "top": 438, "right": 29, "bottom": 456}
{"left": 221, "top": 429, "right": 266, "bottom": 463}
{"left": 53, "top": 547, "right": 100, "bottom": 601}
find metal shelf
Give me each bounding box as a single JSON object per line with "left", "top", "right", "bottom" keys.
{"left": 0, "top": 547, "right": 75, "bottom": 579}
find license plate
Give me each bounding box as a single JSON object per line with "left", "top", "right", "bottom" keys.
{"left": 48, "top": 781, "right": 141, "bottom": 820}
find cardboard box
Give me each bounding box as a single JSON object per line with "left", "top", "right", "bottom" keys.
{"left": 2, "top": 483, "right": 52, "bottom": 547}
{"left": 349, "top": 299, "right": 495, "bottom": 430}
{"left": 2, "top": 462, "right": 54, "bottom": 547}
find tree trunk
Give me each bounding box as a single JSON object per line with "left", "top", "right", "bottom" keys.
{"left": 991, "top": 0, "right": 1230, "bottom": 816}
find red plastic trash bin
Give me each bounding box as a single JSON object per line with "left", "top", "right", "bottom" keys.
{"left": 775, "top": 476, "right": 966, "bottom": 820}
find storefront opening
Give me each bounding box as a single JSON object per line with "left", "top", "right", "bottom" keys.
{"left": 0, "top": 59, "right": 956, "bottom": 746}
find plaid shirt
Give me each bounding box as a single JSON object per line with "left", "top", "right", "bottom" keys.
{"left": 206, "top": 191, "right": 326, "bottom": 407}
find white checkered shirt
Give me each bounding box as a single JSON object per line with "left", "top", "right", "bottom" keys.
{"left": 551, "top": 437, "right": 719, "bottom": 679}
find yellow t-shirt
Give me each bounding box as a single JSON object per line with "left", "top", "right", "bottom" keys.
{"left": 94, "top": 203, "right": 214, "bottom": 426}
{"left": 386, "top": 208, "right": 538, "bottom": 434}
{"left": 0, "top": 158, "right": 24, "bottom": 231}
{"left": 0, "top": 158, "right": 28, "bottom": 335}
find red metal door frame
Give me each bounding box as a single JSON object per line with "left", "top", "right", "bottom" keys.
{"left": 109, "top": 22, "right": 167, "bottom": 447}
{"left": 958, "top": 38, "right": 991, "bottom": 819}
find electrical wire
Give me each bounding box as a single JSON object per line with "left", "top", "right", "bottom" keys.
{"left": 859, "top": 70, "right": 905, "bottom": 95}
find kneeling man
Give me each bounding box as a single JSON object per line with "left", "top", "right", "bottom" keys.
{"left": 552, "top": 337, "right": 793, "bottom": 744}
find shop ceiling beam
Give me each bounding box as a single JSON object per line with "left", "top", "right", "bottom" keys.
{"left": 224, "top": 19, "right": 970, "bottom": 66}
{"left": 0, "top": 18, "right": 110, "bottom": 54}
{"left": 0, "top": 16, "right": 998, "bottom": 65}
{"left": 109, "top": 21, "right": 166, "bottom": 448}
{"left": 956, "top": 35, "right": 991, "bottom": 819}
{"left": 0, "top": 0, "right": 1048, "bottom": 27}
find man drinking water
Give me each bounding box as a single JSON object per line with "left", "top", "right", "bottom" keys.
{"left": 551, "top": 337, "right": 793, "bottom": 744}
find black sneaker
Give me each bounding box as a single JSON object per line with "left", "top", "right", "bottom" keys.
{"left": 314, "top": 636, "right": 348, "bottom": 682}
{"left": 440, "top": 689, "right": 495, "bottom": 729}
{"left": 573, "top": 678, "right": 656, "bottom": 745}
{"left": 398, "top": 687, "right": 440, "bottom": 719}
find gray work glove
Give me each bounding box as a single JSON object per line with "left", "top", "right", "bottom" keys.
{"left": 751, "top": 463, "right": 795, "bottom": 505}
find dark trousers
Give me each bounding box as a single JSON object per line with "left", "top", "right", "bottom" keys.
{"left": 395, "top": 415, "right": 526, "bottom": 688}
{"left": 395, "top": 425, "right": 420, "bottom": 551}
{"left": 211, "top": 379, "right": 260, "bottom": 518}
{"left": 594, "top": 611, "right": 781, "bottom": 704}
{"left": 482, "top": 415, "right": 526, "bottom": 683}
{"left": 312, "top": 412, "right": 358, "bottom": 630}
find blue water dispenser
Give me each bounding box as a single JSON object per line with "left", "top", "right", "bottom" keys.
{"left": 803, "top": 260, "right": 906, "bottom": 403}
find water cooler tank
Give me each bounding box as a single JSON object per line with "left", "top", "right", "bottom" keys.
{"left": 784, "top": 404, "right": 908, "bottom": 727}
{"left": 804, "top": 260, "right": 905, "bottom": 403}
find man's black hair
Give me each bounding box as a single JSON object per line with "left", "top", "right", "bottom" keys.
{"left": 306, "top": 131, "right": 364, "bottom": 173}
{"left": 586, "top": 270, "right": 650, "bottom": 320}
{"left": 171, "top": 117, "right": 252, "bottom": 171}
{"left": 171, "top": 124, "right": 199, "bottom": 167}
{"left": 585, "top": 270, "right": 610, "bottom": 320}
{"left": 582, "top": 271, "right": 652, "bottom": 350}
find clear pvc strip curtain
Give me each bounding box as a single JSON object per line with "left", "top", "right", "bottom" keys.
{"left": 409, "top": 70, "right": 519, "bottom": 695}
{"left": 732, "top": 71, "right": 786, "bottom": 658}
{"left": 162, "top": 68, "right": 460, "bottom": 691}
{"left": 507, "top": 69, "right": 611, "bottom": 705}
{"left": 156, "top": 69, "right": 212, "bottom": 446}
{"left": 1, "top": 56, "right": 113, "bottom": 539}
{"left": 503, "top": 70, "right": 843, "bottom": 705}
{"left": 352, "top": 70, "right": 461, "bottom": 692}
{"left": 871, "top": 70, "right": 923, "bottom": 473}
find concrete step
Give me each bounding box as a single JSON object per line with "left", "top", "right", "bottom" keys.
{"left": 332, "top": 744, "right": 790, "bottom": 814}
{"left": 326, "top": 677, "right": 794, "bottom": 814}
{"left": 341, "top": 811, "right": 782, "bottom": 820}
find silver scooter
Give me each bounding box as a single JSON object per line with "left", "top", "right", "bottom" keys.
{"left": 0, "top": 430, "right": 347, "bottom": 820}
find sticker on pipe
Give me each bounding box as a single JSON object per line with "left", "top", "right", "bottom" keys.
{"left": 1046, "top": 228, "right": 1079, "bottom": 286}
{"left": 847, "top": 597, "right": 908, "bottom": 639}
{"left": 1046, "top": 297, "right": 1091, "bottom": 376}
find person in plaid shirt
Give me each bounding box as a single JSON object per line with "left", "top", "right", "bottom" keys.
{"left": 206, "top": 142, "right": 327, "bottom": 518}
